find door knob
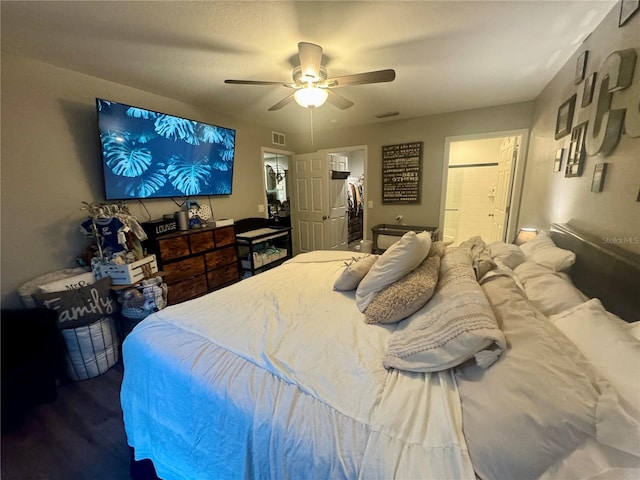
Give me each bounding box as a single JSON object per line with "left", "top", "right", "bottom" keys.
{"left": 488, "top": 213, "right": 495, "bottom": 217}
{"left": 323, "top": 215, "right": 328, "bottom": 220}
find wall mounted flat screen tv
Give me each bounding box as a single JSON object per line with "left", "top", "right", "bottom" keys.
{"left": 96, "top": 98, "right": 236, "bottom": 200}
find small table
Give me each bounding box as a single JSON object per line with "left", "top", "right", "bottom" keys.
{"left": 371, "top": 224, "right": 439, "bottom": 253}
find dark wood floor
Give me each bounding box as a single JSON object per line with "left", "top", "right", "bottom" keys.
{"left": 1, "top": 361, "right": 131, "bottom": 480}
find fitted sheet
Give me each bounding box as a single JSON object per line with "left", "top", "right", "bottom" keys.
{"left": 121, "top": 251, "right": 475, "bottom": 479}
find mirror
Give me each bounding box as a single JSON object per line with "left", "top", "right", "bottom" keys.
{"left": 264, "top": 153, "right": 290, "bottom": 226}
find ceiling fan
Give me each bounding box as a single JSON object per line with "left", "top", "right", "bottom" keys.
{"left": 224, "top": 42, "right": 396, "bottom": 111}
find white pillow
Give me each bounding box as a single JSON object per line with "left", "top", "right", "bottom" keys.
{"left": 627, "top": 322, "right": 640, "bottom": 341}
{"left": 333, "top": 255, "right": 378, "bottom": 291}
{"left": 488, "top": 241, "right": 526, "bottom": 270}
{"left": 514, "top": 261, "right": 588, "bottom": 317}
{"left": 550, "top": 299, "right": 640, "bottom": 421}
{"left": 519, "top": 230, "right": 575, "bottom": 272}
{"left": 356, "top": 231, "right": 431, "bottom": 312}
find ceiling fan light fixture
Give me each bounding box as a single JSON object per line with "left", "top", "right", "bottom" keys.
{"left": 294, "top": 86, "right": 328, "bottom": 108}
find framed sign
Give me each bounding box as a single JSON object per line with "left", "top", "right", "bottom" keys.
{"left": 555, "top": 94, "right": 576, "bottom": 140}
{"left": 382, "top": 142, "right": 423, "bottom": 204}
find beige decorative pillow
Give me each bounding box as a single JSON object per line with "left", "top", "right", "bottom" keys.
{"left": 333, "top": 255, "right": 378, "bottom": 291}
{"left": 364, "top": 253, "right": 441, "bottom": 324}
{"left": 356, "top": 231, "right": 432, "bottom": 312}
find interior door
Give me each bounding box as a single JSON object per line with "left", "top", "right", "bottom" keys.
{"left": 491, "top": 137, "right": 518, "bottom": 242}
{"left": 291, "top": 152, "right": 329, "bottom": 253}
{"left": 328, "top": 178, "right": 348, "bottom": 250}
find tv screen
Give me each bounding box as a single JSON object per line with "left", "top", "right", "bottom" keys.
{"left": 96, "top": 98, "right": 236, "bottom": 199}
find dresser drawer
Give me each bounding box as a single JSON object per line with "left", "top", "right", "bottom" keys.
{"left": 163, "top": 256, "right": 205, "bottom": 284}
{"left": 207, "top": 264, "right": 239, "bottom": 290}
{"left": 214, "top": 226, "right": 235, "bottom": 247}
{"left": 168, "top": 274, "right": 208, "bottom": 305}
{"left": 205, "top": 245, "right": 237, "bottom": 270}
{"left": 189, "top": 230, "right": 215, "bottom": 254}
{"left": 158, "top": 236, "right": 190, "bottom": 261}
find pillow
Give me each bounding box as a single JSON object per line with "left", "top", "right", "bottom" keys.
{"left": 37, "top": 271, "right": 96, "bottom": 293}
{"left": 550, "top": 299, "right": 640, "bottom": 421}
{"left": 514, "top": 261, "right": 588, "bottom": 317}
{"left": 455, "top": 273, "right": 631, "bottom": 480}
{"left": 488, "top": 241, "right": 526, "bottom": 270}
{"left": 627, "top": 322, "right": 640, "bottom": 341}
{"left": 33, "top": 277, "right": 117, "bottom": 328}
{"left": 383, "top": 246, "right": 506, "bottom": 372}
{"left": 356, "top": 231, "right": 431, "bottom": 312}
{"left": 364, "top": 247, "right": 441, "bottom": 324}
{"left": 333, "top": 255, "right": 378, "bottom": 291}
{"left": 519, "top": 230, "right": 575, "bottom": 271}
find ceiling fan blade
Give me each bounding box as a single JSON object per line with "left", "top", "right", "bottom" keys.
{"left": 268, "top": 93, "right": 296, "bottom": 111}
{"left": 298, "top": 42, "right": 323, "bottom": 81}
{"left": 225, "top": 79, "right": 296, "bottom": 87}
{"left": 326, "top": 69, "right": 396, "bottom": 87}
{"left": 326, "top": 90, "right": 354, "bottom": 110}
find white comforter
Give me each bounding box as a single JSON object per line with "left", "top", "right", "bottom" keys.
{"left": 121, "top": 251, "right": 475, "bottom": 480}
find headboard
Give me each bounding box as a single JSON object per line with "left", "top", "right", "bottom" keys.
{"left": 550, "top": 223, "right": 640, "bottom": 322}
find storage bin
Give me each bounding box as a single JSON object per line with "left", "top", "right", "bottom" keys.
{"left": 60, "top": 316, "right": 119, "bottom": 381}
{"left": 93, "top": 255, "right": 158, "bottom": 285}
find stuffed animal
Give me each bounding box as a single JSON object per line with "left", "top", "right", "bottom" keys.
{"left": 140, "top": 276, "right": 168, "bottom": 311}
{"left": 118, "top": 287, "right": 149, "bottom": 319}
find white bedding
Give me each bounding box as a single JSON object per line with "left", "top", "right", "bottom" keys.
{"left": 121, "top": 251, "right": 475, "bottom": 479}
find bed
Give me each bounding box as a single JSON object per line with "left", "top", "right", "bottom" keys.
{"left": 121, "top": 223, "right": 640, "bottom": 480}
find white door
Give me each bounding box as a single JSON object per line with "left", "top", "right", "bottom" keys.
{"left": 291, "top": 152, "right": 329, "bottom": 253}
{"left": 491, "top": 137, "right": 518, "bottom": 242}
{"left": 291, "top": 151, "right": 349, "bottom": 253}
{"left": 329, "top": 178, "right": 348, "bottom": 250}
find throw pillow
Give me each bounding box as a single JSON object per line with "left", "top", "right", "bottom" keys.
{"left": 488, "top": 241, "right": 527, "bottom": 270}
{"left": 364, "top": 251, "right": 441, "bottom": 324}
{"left": 356, "top": 231, "right": 431, "bottom": 312}
{"left": 33, "top": 276, "right": 117, "bottom": 328}
{"left": 333, "top": 255, "right": 378, "bottom": 291}
{"left": 519, "top": 230, "right": 575, "bottom": 272}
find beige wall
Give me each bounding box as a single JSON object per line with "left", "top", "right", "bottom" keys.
{"left": 519, "top": 5, "right": 640, "bottom": 253}
{"left": 1, "top": 54, "right": 272, "bottom": 308}
{"left": 287, "top": 102, "right": 534, "bottom": 235}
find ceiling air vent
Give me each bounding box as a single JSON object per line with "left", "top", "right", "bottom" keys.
{"left": 272, "top": 132, "right": 286, "bottom": 146}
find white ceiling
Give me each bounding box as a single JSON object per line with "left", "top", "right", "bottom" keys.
{"left": 1, "top": 1, "right": 616, "bottom": 134}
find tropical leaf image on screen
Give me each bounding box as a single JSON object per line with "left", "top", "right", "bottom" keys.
{"left": 123, "top": 165, "right": 168, "bottom": 198}
{"left": 155, "top": 115, "right": 199, "bottom": 145}
{"left": 97, "top": 98, "right": 236, "bottom": 199}
{"left": 166, "top": 155, "right": 213, "bottom": 196}
{"left": 103, "top": 133, "right": 153, "bottom": 177}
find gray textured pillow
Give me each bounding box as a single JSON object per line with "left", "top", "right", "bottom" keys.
{"left": 333, "top": 255, "right": 378, "bottom": 291}
{"left": 383, "top": 246, "right": 506, "bottom": 372}
{"left": 364, "top": 253, "right": 441, "bottom": 324}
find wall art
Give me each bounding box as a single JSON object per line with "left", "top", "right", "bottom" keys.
{"left": 619, "top": 0, "right": 639, "bottom": 27}
{"left": 575, "top": 51, "right": 588, "bottom": 84}
{"left": 582, "top": 72, "right": 596, "bottom": 107}
{"left": 554, "top": 148, "right": 565, "bottom": 172}
{"left": 555, "top": 94, "right": 576, "bottom": 140}
{"left": 566, "top": 121, "right": 588, "bottom": 177}
{"left": 591, "top": 163, "right": 608, "bottom": 192}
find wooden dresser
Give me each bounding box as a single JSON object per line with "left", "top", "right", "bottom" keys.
{"left": 147, "top": 225, "right": 239, "bottom": 305}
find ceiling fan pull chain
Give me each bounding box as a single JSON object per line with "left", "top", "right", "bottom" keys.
{"left": 309, "top": 107, "right": 315, "bottom": 145}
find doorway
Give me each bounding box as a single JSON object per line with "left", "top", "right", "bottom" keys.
{"left": 288, "top": 145, "right": 367, "bottom": 254}
{"left": 440, "top": 130, "right": 528, "bottom": 246}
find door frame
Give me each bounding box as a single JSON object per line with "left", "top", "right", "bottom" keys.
{"left": 440, "top": 129, "right": 529, "bottom": 244}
